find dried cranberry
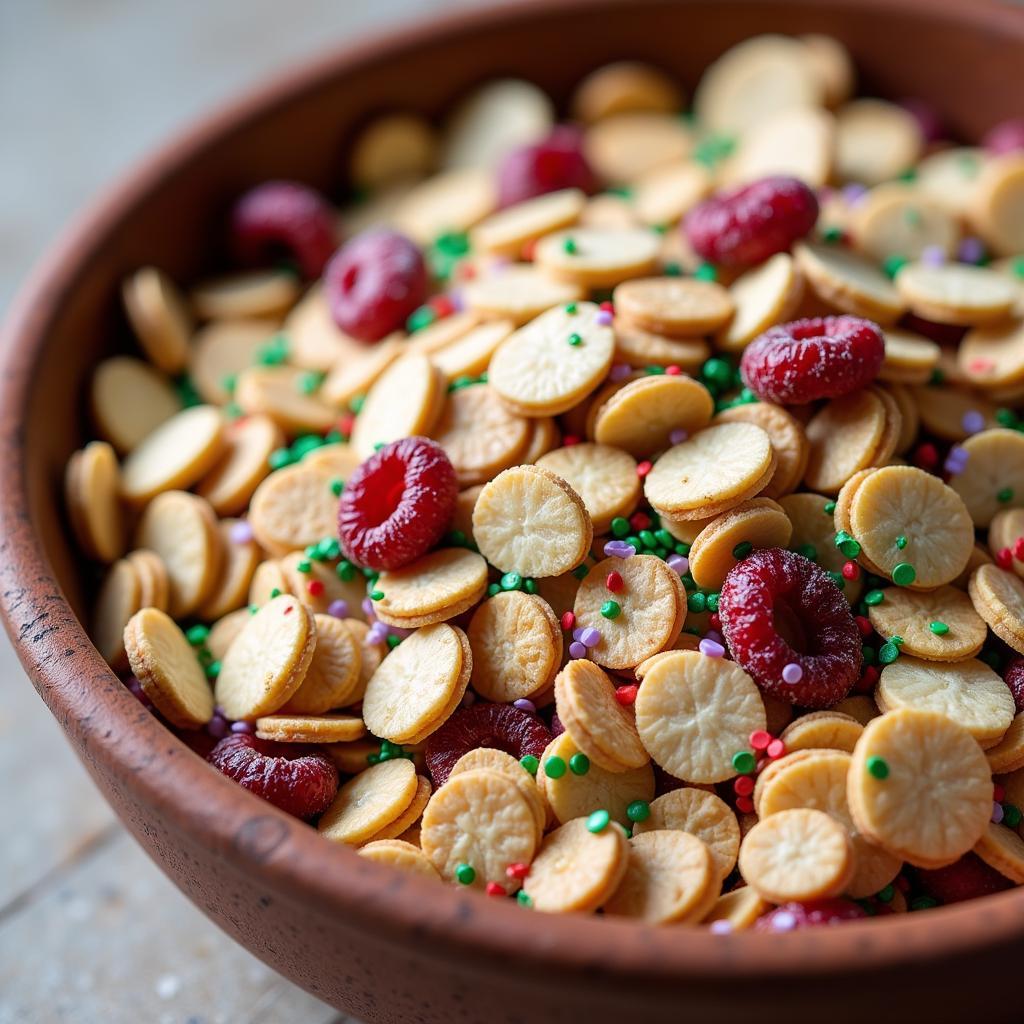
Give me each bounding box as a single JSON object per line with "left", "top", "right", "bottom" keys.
{"left": 683, "top": 175, "right": 818, "bottom": 268}
{"left": 208, "top": 734, "right": 338, "bottom": 820}
{"left": 231, "top": 180, "right": 337, "bottom": 278}
{"left": 338, "top": 436, "right": 457, "bottom": 570}
{"left": 324, "top": 228, "right": 427, "bottom": 342}
{"left": 983, "top": 118, "right": 1024, "bottom": 156}
{"left": 901, "top": 313, "right": 967, "bottom": 348}
{"left": 754, "top": 898, "right": 868, "bottom": 932}
{"left": 917, "top": 853, "right": 1013, "bottom": 904}
{"left": 425, "top": 703, "right": 552, "bottom": 787}
{"left": 496, "top": 125, "right": 597, "bottom": 208}
{"left": 719, "top": 548, "right": 861, "bottom": 708}
{"left": 1004, "top": 657, "right": 1024, "bottom": 714}
{"left": 740, "top": 315, "right": 885, "bottom": 405}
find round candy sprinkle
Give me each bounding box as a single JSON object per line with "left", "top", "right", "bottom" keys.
{"left": 699, "top": 638, "right": 725, "bottom": 658}
{"left": 561, "top": 611, "right": 576, "bottom": 631}
{"left": 545, "top": 755, "right": 567, "bottom": 779}
{"left": 586, "top": 809, "right": 610, "bottom": 833}
{"left": 867, "top": 756, "right": 890, "bottom": 779}
{"left": 864, "top": 589, "right": 886, "bottom": 606}
{"left": 710, "top": 920, "right": 734, "bottom": 935}
{"left": 998, "top": 487, "right": 1015, "bottom": 504}
{"left": 500, "top": 572, "right": 522, "bottom": 591}
{"left": 688, "top": 592, "right": 707, "bottom": 613}
{"left": 569, "top": 641, "right": 588, "bottom": 659}
{"left": 595, "top": 309, "right": 614, "bottom": 327}
{"left": 569, "top": 753, "right": 591, "bottom": 776}
{"left": 366, "top": 621, "right": 389, "bottom": 645}
{"left": 750, "top": 730, "right": 772, "bottom": 750}
{"left": 732, "top": 541, "right": 753, "bottom": 559}
{"left": 626, "top": 800, "right": 650, "bottom": 823}
{"left": 1004, "top": 804, "right": 1022, "bottom": 828}
{"left": 229, "top": 520, "right": 254, "bottom": 544}
{"left": 609, "top": 362, "right": 632, "bottom": 381}
{"left": 735, "top": 796, "right": 755, "bottom": 814}
{"left": 734, "top": 775, "right": 755, "bottom": 797}
{"left": 929, "top": 621, "right": 949, "bottom": 635}
{"left": 579, "top": 626, "right": 602, "bottom": 648}
{"left": 782, "top": 662, "right": 803, "bottom": 685}
{"left": 600, "top": 600, "right": 622, "bottom": 619}
{"left": 485, "top": 882, "right": 506, "bottom": 897}
{"left": 667, "top": 554, "right": 689, "bottom": 575}
{"left": 892, "top": 562, "right": 916, "bottom": 586}
{"left": 520, "top": 755, "right": 539, "bottom": 776}
{"left": 604, "top": 540, "right": 636, "bottom": 559}
{"left": 615, "top": 684, "right": 638, "bottom": 706}
{"left": 605, "top": 571, "right": 623, "bottom": 592}
{"left": 766, "top": 739, "right": 786, "bottom": 759}
{"left": 732, "top": 750, "right": 756, "bottom": 774}
{"left": 567, "top": 332, "right": 583, "bottom": 347}
{"left": 834, "top": 530, "right": 862, "bottom": 558}
{"left": 610, "top": 517, "right": 630, "bottom": 537}
{"left": 506, "top": 862, "right": 530, "bottom": 880}
{"left": 992, "top": 802, "right": 1005, "bottom": 824}
{"left": 962, "top": 409, "right": 986, "bottom": 435}
{"left": 516, "top": 891, "right": 533, "bottom": 908}
{"left": 669, "top": 428, "right": 689, "bottom": 445}
{"left": 513, "top": 698, "right": 537, "bottom": 714}
{"left": 455, "top": 863, "right": 476, "bottom": 885}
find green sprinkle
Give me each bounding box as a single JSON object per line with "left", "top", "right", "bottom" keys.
{"left": 796, "top": 543, "right": 818, "bottom": 562}
{"left": 638, "top": 529, "right": 657, "bottom": 550}
{"left": 674, "top": 542, "right": 691, "bottom": 556}
{"left": 827, "top": 571, "right": 846, "bottom": 591}
{"left": 876, "top": 884, "right": 895, "bottom": 903}
{"left": 269, "top": 587, "right": 282, "bottom": 599}
{"left": 732, "top": 541, "right": 753, "bottom": 559}
{"left": 1003, "top": 804, "right": 1022, "bottom": 828}
{"left": 406, "top": 305, "right": 436, "bottom": 333}
{"left": 256, "top": 335, "right": 289, "bottom": 366}
{"left": 600, "top": 600, "right": 622, "bottom": 619}
{"left": 349, "top": 394, "right": 365, "bottom": 414}
{"left": 654, "top": 528, "right": 675, "bottom": 548}
{"left": 225, "top": 401, "right": 244, "bottom": 420}
{"left": 373, "top": 442, "right": 385, "bottom": 452}
{"left": 910, "top": 896, "right": 938, "bottom": 912}
{"left": 706, "top": 592, "right": 719, "bottom": 613}
{"left": 611, "top": 517, "right": 630, "bottom": 538}
{"left": 248, "top": 604, "right": 259, "bottom": 614}
{"left": 567, "top": 332, "right": 583, "bottom": 347}
{"left": 369, "top": 589, "right": 384, "bottom": 601}
{"left": 1012, "top": 256, "right": 1024, "bottom": 280}
{"left": 520, "top": 755, "right": 539, "bottom": 776}
{"left": 572, "top": 564, "right": 590, "bottom": 580}
{"left": 694, "top": 262, "right": 717, "bottom": 282}
{"left": 487, "top": 583, "right": 501, "bottom": 597}
{"left": 269, "top": 447, "right": 293, "bottom": 470}
{"left": 866, "top": 756, "right": 890, "bottom": 779}
{"left": 336, "top": 560, "right": 355, "bottom": 582}
{"left": 823, "top": 501, "right": 837, "bottom": 516}
{"left": 929, "top": 620, "right": 949, "bottom": 635}
{"left": 586, "top": 809, "right": 610, "bottom": 833}
{"left": 516, "top": 891, "right": 533, "bottom": 908}
{"left": 861, "top": 645, "right": 876, "bottom": 666}
{"left": 822, "top": 225, "right": 844, "bottom": 244}
{"left": 664, "top": 261, "right": 682, "bottom": 277}
{"left": 864, "top": 589, "right": 886, "bottom": 606}
{"left": 626, "top": 800, "right": 650, "bottom": 823}
{"left": 565, "top": 302, "right": 578, "bottom": 314}
{"left": 455, "top": 863, "right": 476, "bottom": 885}
{"left": 386, "top": 635, "right": 401, "bottom": 649}
{"left": 569, "top": 753, "right": 591, "bottom": 776}
{"left": 296, "top": 559, "right": 312, "bottom": 574}
{"left": 895, "top": 535, "right": 908, "bottom": 550}
{"left": 185, "top": 624, "right": 210, "bottom": 646}
{"left": 330, "top": 478, "right": 344, "bottom": 497}
{"left": 996, "top": 408, "right": 1018, "bottom": 428}
{"left": 296, "top": 370, "right": 325, "bottom": 395}
{"left": 563, "top": 237, "right": 578, "bottom": 255}
{"left": 883, "top": 254, "right": 909, "bottom": 279}
{"left": 835, "top": 531, "right": 862, "bottom": 558}
{"left": 205, "top": 660, "right": 221, "bottom": 679}
{"left": 523, "top": 578, "right": 537, "bottom": 595}
{"left": 998, "top": 487, "right": 1015, "bottom": 503}
{"left": 892, "top": 562, "right": 916, "bottom": 586}
{"left": 687, "top": 592, "right": 707, "bottom": 614}
{"left": 878, "top": 641, "right": 900, "bottom": 665}
{"left": 544, "top": 755, "right": 567, "bottom": 779}
{"left": 702, "top": 357, "right": 733, "bottom": 387}
{"left": 732, "top": 750, "right": 756, "bottom": 774}
{"left": 500, "top": 572, "right": 522, "bottom": 591}
{"left": 221, "top": 373, "right": 237, "bottom": 395}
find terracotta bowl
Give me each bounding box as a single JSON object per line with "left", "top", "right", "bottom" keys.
{"left": 4, "top": 0, "right": 1024, "bottom": 1020}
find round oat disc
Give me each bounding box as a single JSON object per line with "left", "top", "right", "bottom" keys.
{"left": 724, "top": 107, "right": 835, "bottom": 189}
{"left": 989, "top": 508, "right": 1024, "bottom": 574}
{"left": 205, "top": 608, "right": 251, "bottom": 663}
{"left": 197, "top": 519, "right": 259, "bottom": 621}
{"left": 632, "top": 787, "right": 740, "bottom": 881}
{"left": 777, "top": 493, "right": 856, "bottom": 592}
{"left": 472, "top": 465, "right": 593, "bottom": 578}
{"left": 644, "top": 422, "right": 774, "bottom": 520}
{"left": 448, "top": 749, "right": 545, "bottom": 840}
{"left": 255, "top": 713, "right": 365, "bottom": 744}
{"left": 949, "top": 428, "right": 1024, "bottom": 528}
{"left": 688, "top": 499, "right": 793, "bottom": 590}
{"left": 299, "top": 443, "right": 363, "bottom": 481}
{"left": 778, "top": 712, "right": 863, "bottom": 754}
{"left": 970, "top": 153, "right": 1024, "bottom": 257}
{"left": 191, "top": 270, "right": 298, "bottom": 322}
{"left": 92, "top": 559, "right": 140, "bottom": 671}
{"left": 835, "top": 99, "right": 922, "bottom": 185}
{"left": 534, "top": 229, "right": 661, "bottom": 290}
{"left": 975, "top": 823, "right": 1024, "bottom": 883}
{"left": 572, "top": 61, "right": 684, "bottom": 123}
{"left": 794, "top": 242, "right": 905, "bottom": 325}
{"left": 910, "top": 385, "right": 997, "bottom": 444}
{"left": 430, "top": 321, "right": 515, "bottom": 385}
{"left": 463, "top": 266, "right": 584, "bottom": 326}
{"left": 234, "top": 366, "right": 338, "bottom": 435}
{"left": 613, "top": 318, "right": 709, "bottom": 370}
{"left": 884, "top": 382, "right": 919, "bottom": 453}
{"left": 322, "top": 335, "right": 405, "bottom": 408}
{"left": 535, "top": 443, "right": 640, "bottom": 533}
{"left": 421, "top": 768, "right": 539, "bottom": 888}
{"left": 248, "top": 464, "right": 342, "bottom": 556}
{"left": 702, "top": 887, "right": 769, "bottom": 930}
{"left": 895, "top": 262, "right": 1018, "bottom": 326}
{"left": 65, "top": 441, "right": 124, "bottom": 563}
{"left": 284, "top": 614, "right": 363, "bottom": 715}
{"left": 554, "top": 659, "right": 649, "bottom": 770}
{"left": 634, "top": 650, "right": 766, "bottom": 783}
{"left": 799, "top": 33, "right": 854, "bottom": 106}
{"left": 124, "top": 607, "right": 214, "bottom": 729}
{"left": 363, "top": 775, "right": 433, "bottom": 843}
{"left": 959, "top": 319, "right": 1024, "bottom": 392}
{"left": 739, "top": 808, "right": 853, "bottom": 903}
{"left": 121, "top": 266, "right": 191, "bottom": 374}
{"left": 128, "top": 549, "right": 170, "bottom": 613}
{"left": 471, "top": 188, "right": 586, "bottom": 257}
{"left": 849, "top": 465, "right": 974, "bottom": 588}
{"left": 372, "top": 548, "right": 489, "bottom": 628}
{"left": 346, "top": 619, "right": 387, "bottom": 704}
{"left": 593, "top": 376, "right": 714, "bottom": 459}
{"left": 350, "top": 113, "right": 437, "bottom": 189}
{"left": 214, "top": 593, "right": 317, "bottom": 721}
{"left": 718, "top": 254, "right": 804, "bottom": 353}
{"left": 467, "top": 591, "right": 562, "bottom": 703}
{"left": 604, "top": 830, "right": 717, "bottom": 924}
{"left": 538, "top": 732, "right": 654, "bottom": 827}
{"left": 279, "top": 551, "right": 365, "bottom": 618}
{"left": 120, "top": 405, "right": 226, "bottom": 504}
{"left": 357, "top": 839, "right": 440, "bottom": 879}
{"left": 832, "top": 696, "right": 880, "bottom": 727}
{"left": 867, "top": 585, "right": 986, "bottom": 662}
{"left": 803, "top": 389, "right": 886, "bottom": 495}
{"left": 488, "top": 301, "right": 615, "bottom": 417}
{"left": 90, "top": 356, "right": 182, "bottom": 455}
{"left": 877, "top": 656, "right": 1014, "bottom": 748}
{"left": 847, "top": 707, "right": 992, "bottom": 868}
{"left": 522, "top": 816, "right": 629, "bottom": 913}
{"left": 393, "top": 168, "right": 497, "bottom": 244}
{"left": 319, "top": 758, "right": 419, "bottom": 846}
{"left": 134, "top": 491, "right": 221, "bottom": 617}
{"left": 283, "top": 284, "right": 372, "bottom": 372}
{"left": 851, "top": 183, "right": 960, "bottom": 263}
{"left": 197, "top": 413, "right": 282, "bottom": 517}
{"left": 917, "top": 147, "right": 988, "bottom": 217}
{"left": 632, "top": 162, "right": 713, "bottom": 229}
{"left": 969, "top": 563, "right": 1024, "bottom": 656}
{"left": 879, "top": 329, "right": 940, "bottom": 385}
{"left": 612, "top": 278, "right": 735, "bottom": 337}
{"left": 361, "top": 623, "right": 468, "bottom": 744}
{"left": 573, "top": 555, "right": 682, "bottom": 670}
{"left": 715, "top": 403, "right": 809, "bottom": 499}
{"left": 583, "top": 113, "right": 693, "bottom": 184}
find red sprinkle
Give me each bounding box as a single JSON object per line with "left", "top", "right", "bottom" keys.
{"left": 1014, "top": 537, "right": 1024, "bottom": 561}
{"left": 520, "top": 239, "right": 538, "bottom": 262}
{"left": 970, "top": 358, "right": 995, "bottom": 373}
{"left": 338, "top": 413, "right": 356, "bottom": 435}
{"left": 561, "top": 611, "right": 576, "bottom": 632}
{"left": 429, "top": 295, "right": 455, "bottom": 319}
{"left": 283, "top": 605, "right": 294, "bottom": 615}
{"left": 734, "top": 775, "right": 755, "bottom": 797}
{"left": 636, "top": 460, "right": 653, "bottom": 478}
{"left": 614, "top": 684, "right": 639, "bottom": 706}
{"left": 766, "top": 739, "right": 786, "bottom": 759}
{"left": 599, "top": 301, "right": 614, "bottom": 314}
{"left": 630, "top": 512, "right": 651, "bottom": 531}
{"left": 605, "top": 571, "right": 623, "bottom": 593}
{"left": 841, "top": 560, "right": 859, "bottom": 580}
{"left": 914, "top": 442, "right": 939, "bottom": 470}
{"left": 735, "top": 796, "right": 755, "bottom": 814}
{"left": 563, "top": 434, "right": 581, "bottom": 447}
{"left": 997, "top": 547, "right": 1014, "bottom": 570}
{"left": 307, "top": 580, "right": 325, "bottom": 597}
{"left": 665, "top": 365, "right": 682, "bottom": 376}
{"left": 855, "top": 665, "right": 880, "bottom": 694}
{"left": 994, "top": 783, "right": 1006, "bottom": 802}
{"left": 506, "top": 862, "right": 530, "bottom": 880}
{"left": 749, "top": 729, "right": 772, "bottom": 751}
{"left": 855, "top": 615, "right": 873, "bottom": 637}
{"left": 485, "top": 882, "right": 506, "bottom": 897}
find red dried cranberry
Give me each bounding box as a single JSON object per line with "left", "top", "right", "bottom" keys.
{"left": 983, "top": 118, "right": 1024, "bottom": 156}
{"left": 683, "top": 175, "right": 818, "bottom": 268}
{"left": 425, "top": 703, "right": 552, "bottom": 787}
{"left": 324, "top": 228, "right": 427, "bottom": 342}
{"left": 901, "top": 313, "right": 967, "bottom": 348}
{"left": 917, "top": 853, "right": 1013, "bottom": 904}
{"left": 1003, "top": 657, "right": 1024, "bottom": 713}
{"left": 338, "top": 436, "right": 457, "bottom": 570}
{"left": 754, "top": 898, "right": 867, "bottom": 932}
{"left": 496, "top": 125, "right": 597, "bottom": 208}
{"left": 231, "top": 180, "right": 337, "bottom": 278}
{"left": 740, "top": 315, "right": 885, "bottom": 405}
{"left": 208, "top": 734, "right": 338, "bottom": 820}
{"left": 719, "top": 548, "right": 861, "bottom": 708}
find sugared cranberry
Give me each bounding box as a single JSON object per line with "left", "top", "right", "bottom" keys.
{"left": 496, "top": 125, "right": 597, "bottom": 208}
{"left": 983, "top": 118, "right": 1024, "bottom": 156}
{"left": 324, "top": 228, "right": 427, "bottom": 342}
{"left": 754, "top": 899, "right": 868, "bottom": 932}
{"left": 208, "top": 734, "right": 338, "bottom": 820}
{"left": 740, "top": 315, "right": 885, "bottom": 405}
{"left": 231, "top": 180, "right": 337, "bottom": 278}
{"left": 1004, "top": 657, "right": 1024, "bottom": 714}
{"left": 917, "top": 853, "right": 1013, "bottom": 904}
{"left": 901, "top": 313, "right": 967, "bottom": 348}
{"left": 425, "top": 703, "right": 552, "bottom": 787}
{"left": 684, "top": 175, "right": 819, "bottom": 268}
{"left": 719, "top": 548, "right": 861, "bottom": 707}
{"left": 338, "top": 436, "right": 457, "bottom": 570}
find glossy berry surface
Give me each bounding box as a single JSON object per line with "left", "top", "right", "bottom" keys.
{"left": 983, "top": 118, "right": 1024, "bottom": 155}
{"left": 917, "top": 853, "right": 1013, "bottom": 904}
{"left": 231, "top": 180, "right": 337, "bottom": 278}
{"left": 425, "top": 703, "right": 552, "bottom": 787}
{"left": 754, "top": 899, "right": 868, "bottom": 932}
{"left": 740, "top": 315, "right": 885, "bottom": 405}
{"left": 496, "top": 125, "right": 597, "bottom": 208}
{"left": 683, "top": 175, "right": 818, "bottom": 268}
{"left": 1004, "top": 657, "right": 1024, "bottom": 714}
{"left": 324, "top": 228, "right": 427, "bottom": 342}
{"left": 719, "top": 548, "right": 861, "bottom": 707}
{"left": 338, "top": 436, "right": 457, "bottom": 570}
{"left": 207, "top": 733, "right": 339, "bottom": 820}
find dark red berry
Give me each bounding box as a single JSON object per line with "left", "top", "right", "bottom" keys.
{"left": 754, "top": 898, "right": 868, "bottom": 932}
{"left": 916, "top": 853, "right": 1013, "bottom": 904}
{"left": 898, "top": 98, "right": 945, "bottom": 144}
{"left": 983, "top": 118, "right": 1024, "bottom": 156}
{"left": 178, "top": 728, "right": 219, "bottom": 759}
{"left": 684, "top": 175, "right": 819, "bottom": 268}
{"left": 1004, "top": 657, "right": 1024, "bottom": 714}
{"left": 425, "top": 703, "right": 552, "bottom": 787}
{"left": 496, "top": 125, "right": 597, "bottom": 208}
{"left": 231, "top": 180, "right": 337, "bottom": 278}
{"left": 338, "top": 436, "right": 457, "bottom": 570}
{"left": 550, "top": 711, "right": 566, "bottom": 738}
{"left": 324, "top": 228, "right": 427, "bottom": 342}
{"left": 719, "top": 548, "right": 861, "bottom": 708}
{"left": 208, "top": 733, "right": 338, "bottom": 820}
{"left": 901, "top": 313, "right": 967, "bottom": 348}
{"left": 740, "top": 315, "right": 885, "bottom": 405}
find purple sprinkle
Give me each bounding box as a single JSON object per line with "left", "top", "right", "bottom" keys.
{"left": 230, "top": 720, "right": 255, "bottom": 734}
{"left": 572, "top": 627, "right": 585, "bottom": 642}
{"left": 993, "top": 801, "right": 1005, "bottom": 824}
{"left": 579, "top": 627, "right": 602, "bottom": 648}
{"left": 361, "top": 597, "right": 375, "bottom": 617}
{"left": 771, "top": 910, "right": 798, "bottom": 932}
{"left": 366, "top": 621, "right": 389, "bottom": 645}
{"left": 229, "top": 520, "right": 254, "bottom": 544}
{"left": 699, "top": 638, "right": 725, "bottom": 658}
{"left": 603, "top": 540, "right": 637, "bottom": 559}
{"left": 962, "top": 410, "right": 986, "bottom": 435}
{"left": 920, "top": 244, "right": 946, "bottom": 267}
{"left": 669, "top": 428, "right": 689, "bottom": 446}
{"left": 609, "top": 362, "right": 633, "bottom": 381}
{"left": 513, "top": 698, "right": 536, "bottom": 713}
{"left": 206, "top": 714, "right": 229, "bottom": 739}
{"left": 782, "top": 662, "right": 803, "bottom": 684}
{"left": 461, "top": 690, "right": 476, "bottom": 708}
{"left": 841, "top": 182, "right": 868, "bottom": 206}
{"left": 569, "top": 641, "right": 588, "bottom": 659}
{"left": 957, "top": 236, "right": 986, "bottom": 264}
{"left": 667, "top": 554, "right": 689, "bottom": 575}
{"left": 446, "top": 290, "right": 464, "bottom": 312}
{"left": 327, "top": 599, "right": 349, "bottom": 619}
{"left": 709, "top": 920, "right": 734, "bottom": 935}
{"left": 388, "top": 624, "right": 414, "bottom": 639}
{"left": 944, "top": 446, "right": 970, "bottom": 476}
{"left": 704, "top": 629, "right": 723, "bottom": 646}
{"left": 595, "top": 309, "right": 614, "bottom": 326}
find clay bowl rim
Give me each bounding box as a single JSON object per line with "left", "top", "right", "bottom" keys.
{"left": 3, "top": 0, "right": 1024, "bottom": 988}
